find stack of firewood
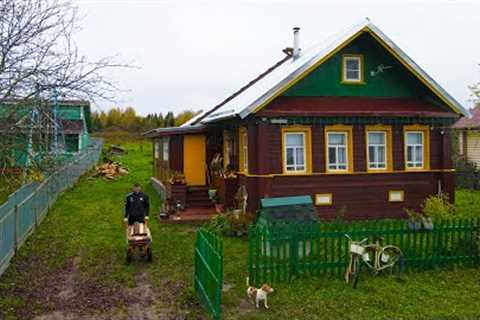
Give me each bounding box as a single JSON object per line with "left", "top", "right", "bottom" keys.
{"left": 94, "top": 161, "right": 129, "bottom": 180}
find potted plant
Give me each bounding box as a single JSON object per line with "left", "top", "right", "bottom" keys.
{"left": 406, "top": 209, "right": 423, "bottom": 231}
{"left": 167, "top": 171, "right": 187, "bottom": 209}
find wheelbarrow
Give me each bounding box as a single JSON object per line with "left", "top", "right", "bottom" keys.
{"left": 125, "top": 221, "right": 152, "bottom": 263}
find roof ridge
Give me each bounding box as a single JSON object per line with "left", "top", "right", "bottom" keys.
{"left": 191, "top": 54, "right": 292, "bottom": 125}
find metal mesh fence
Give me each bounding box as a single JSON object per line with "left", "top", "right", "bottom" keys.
{"left": 0, "top": 138, "right": 103, "bottom": 276}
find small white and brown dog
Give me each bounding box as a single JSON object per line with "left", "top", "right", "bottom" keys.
{"left": 246, "top": 277, "right": 274, "bottom": 309}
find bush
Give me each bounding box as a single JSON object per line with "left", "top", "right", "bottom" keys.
{"left": 206, "top": 211, "right": 253, "bottom": 237}
{"left": 405, "top": 194, "right": 456, "bottom": 221}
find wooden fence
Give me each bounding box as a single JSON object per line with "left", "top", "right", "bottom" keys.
{"left": 248, "top": 219, "right": 480, "bottom": 285}
{"left": 194, "top": 228, "right": 223, "bottom": 320}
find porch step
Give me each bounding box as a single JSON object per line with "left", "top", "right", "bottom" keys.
{"left": 159, "top": 207, "right": 217, "bottom": 224}
{"left": 186, "top": 187, "right": 214, "bottom": 209}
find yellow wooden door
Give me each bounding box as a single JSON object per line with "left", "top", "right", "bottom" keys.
{"left": 183, "top": 134, "right": 206, "bottom": 186}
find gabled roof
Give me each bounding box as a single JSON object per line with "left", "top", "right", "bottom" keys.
{"left": 193, "top": 19, "right": 467, "bottom": 125}
{"left": 453, "top": 106, "right": 480, "bottom": 129}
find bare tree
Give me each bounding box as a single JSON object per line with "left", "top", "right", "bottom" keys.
{"left": 0, "top": 0, "right": 129, "bottom": 186}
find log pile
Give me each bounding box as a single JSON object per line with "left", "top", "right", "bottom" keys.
{"left": 94, "top": 161, "right": 129, "bottom": 179}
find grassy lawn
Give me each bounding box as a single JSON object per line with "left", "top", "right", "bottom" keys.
{"left": 0, "top": 141, "right": 480, "bottom": 319}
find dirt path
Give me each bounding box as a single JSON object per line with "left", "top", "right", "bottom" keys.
{"left": 0, "top": 144, "right": 206, "bottom": 320}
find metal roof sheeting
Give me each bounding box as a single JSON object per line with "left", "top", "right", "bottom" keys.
{"left": 198, "top": 19, "right": 467, "bottom": 124}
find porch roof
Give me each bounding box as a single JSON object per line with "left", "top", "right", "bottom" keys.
{"left": 143, "top": 124, "right": 206, "bottom": 138}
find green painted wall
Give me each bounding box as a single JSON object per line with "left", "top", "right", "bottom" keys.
{"left": 283, "top": 32, "right": 438, "bottom": 102}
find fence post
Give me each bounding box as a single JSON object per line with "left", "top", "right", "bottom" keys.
{"left": 13, "top": 204, "right": 18, "bottom": 254}
{"left": 33, "top": 188, "right": 38, "bottom": 229}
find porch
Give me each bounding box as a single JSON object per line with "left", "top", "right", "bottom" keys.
{"left": 146, "top": 124, "right": 245, "bottom": 223}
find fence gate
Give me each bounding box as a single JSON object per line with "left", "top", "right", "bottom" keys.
{"left": 194, "top": 228, "right": 223, "bottom": 319}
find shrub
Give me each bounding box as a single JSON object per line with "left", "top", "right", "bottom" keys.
{"left": 206, "top": 211, "right": 253, "bottom": 237}
{"left": 405, "top": 194, "right": 456, "bottom": 221}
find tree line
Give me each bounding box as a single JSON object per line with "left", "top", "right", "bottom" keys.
{"left": 91, "top": 107, "right": 201, "bottom": 132}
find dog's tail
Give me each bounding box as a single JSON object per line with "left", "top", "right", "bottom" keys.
{"left": 246, "top": 276, "right": 250, "bottom": 287}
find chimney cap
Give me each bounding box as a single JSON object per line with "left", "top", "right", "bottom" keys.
{"left": 293, "top": 27, "right": 300, "bottom": 32}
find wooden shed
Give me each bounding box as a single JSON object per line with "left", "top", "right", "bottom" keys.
{"left": 145, "top": 19, "right": 467, "bottom": 221}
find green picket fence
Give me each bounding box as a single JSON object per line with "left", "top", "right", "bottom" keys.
{"left": 194, "top": 228, "right": 223, "bottom": 320}
{"left": 248, "top": 219, "right": 480, "bottom": 285}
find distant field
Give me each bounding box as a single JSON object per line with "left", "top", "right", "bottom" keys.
{"left": 92, "top": 130, "right": 146, "bottom": 145}
{"left": 0, "top": 141, "right": 479, "bottom": 319}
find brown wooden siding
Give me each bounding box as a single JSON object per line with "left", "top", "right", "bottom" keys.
{"left": 239, "top": 172, "right": 454, "bottom": 220}
{"left": 312, "top": 125, "right": 325, "bottom": 172}
{"left": 392, "top": 125, "right": 404, "bottom": 170}
{"left": 237, "top": 121, "right": 455, "bottom": 219}
{"left": 353, "top": 124, "right": 366, "bottom": 172}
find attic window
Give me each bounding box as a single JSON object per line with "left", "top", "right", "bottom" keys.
{"left": 342, "top": 55, "right": 364, "bottom": 83}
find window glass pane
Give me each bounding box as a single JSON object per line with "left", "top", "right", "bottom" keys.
{"left": 338, "top": 148, "right": 346, "bottom": 163}
{"left": 328, "top": 133, "right": 345, "bottom": 145}
{"left": 286, "top": 133, "right": 304, "bottom": 146}
{"left": 346, "top": 59, "right": 359, "bottom": 70}
{"left": 163, "top": 140, "right": 169, "bottom": 160}
{"left": 295, "top": 148, "right": 305, "bottom": 165}
{"left": 346, "top": 70, "right": 359, "bottom": 80}
{"left": 378, "top": 146, "right": 385, "bottom": 162}
{"left": 369, "top": 132, "right": 385, "bottom": 144}
{"left": 407, "top": 132, "right": 422, "bottom": 144}
{"left": 415, "top": 146, "right": 423, "bottom": 162}
{"left": 286, "top": 148, "right": 294, "bottom": 165}
{"left": 368, "top": 146, "right": 375, "bottom": 162}
{"left": 407, "top": 146, "right": 413, "bottom": 162}
{"left": 328, "top": 147, "right": 336, "bottom": 163}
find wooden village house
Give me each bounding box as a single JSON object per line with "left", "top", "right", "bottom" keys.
{"left": 145, "top": 20, "right": 467, "bottom": 220}
{"left": 453, "top": 105, "right": 480, "bottom": 166}
{"left": 1, "top": 99, "right": 91, "bottom": 168}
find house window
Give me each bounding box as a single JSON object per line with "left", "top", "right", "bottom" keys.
{"left": 405, "top": 132, "right": 423, "bottom": 168}
{"left": 154, "top": 141, "right": 160, "bottom": 159}
{"left": 404, "top": 125, "right": 430, "bottom": 170}
{"left": 282, "top": 126, "right": 311, "bottom": 174}
{"left": 325, "top": 125, "right": 353, "bottom": 173}
{"left": 285, "top": 133, "right": 305, "bottom": 172}
{"left": 163, "top": 137, "right": 169, "bottom": 161}
{"left": 368, "top": 132, "right": 386, "bottom": 169}
{"left": 327, "top": 133, "right": 347, "bottom": 170}
{"left": 366, "top": 125, "right": 392, "bottom": 172}
{"left": 342, "top": 55, "right": 363, "bottom": 83}
{"left": 239, "top": 127, "right": 248, "bottom": 173}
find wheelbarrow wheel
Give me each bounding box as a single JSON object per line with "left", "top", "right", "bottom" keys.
{"left": 126, "top": 250, "right": 132, "bottom": 264}
{"left": 147, "top": 247, "right": 153, "bottom": 262}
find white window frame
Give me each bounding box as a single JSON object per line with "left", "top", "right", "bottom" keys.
{"left": 367, "top": 131, "right": 387, "bottom": 170}
{"left": 327, "top": 132, "right": 348, "bottom": 171}
{"left": 162, "top": 138, "right": 169, "bottom": 161}
{"left": 284, "top": 132, "right": 306, "bottom": 173}
{"left": 343, "top": 55, "right": 363, "bottom": 82}
{"left": 405, "top": 131, "right": 424, "bottom": 169}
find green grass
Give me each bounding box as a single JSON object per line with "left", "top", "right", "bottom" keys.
{"left": 0, "top": 141, "right": 480, "bottom": 319}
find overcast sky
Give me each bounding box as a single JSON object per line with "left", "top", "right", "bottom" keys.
{"left": 74, "top": 0, "right": 480, "bottom": 116}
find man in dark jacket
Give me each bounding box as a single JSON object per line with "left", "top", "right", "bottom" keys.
{"left": 124, "top": 183, "right": 150, "bottom": 225}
